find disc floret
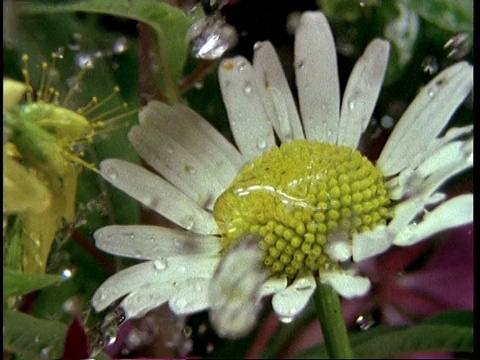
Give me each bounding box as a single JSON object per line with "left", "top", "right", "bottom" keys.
{"left": 213, "top": 140, "right": 392, "bottom": 278}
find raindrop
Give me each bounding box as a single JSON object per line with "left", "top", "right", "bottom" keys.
{"left": 295, "top": 60, "right": 305, "bottom": 69}
{"left": 187, "top": 13, "right": 238, "bottom": 60}
{"left": 427, "top": 87, "right": 436, "bottom": 97}
{"left": 133, "top": 249, "right": 142, "bottom": 258}
{"left": 237, "top": 60, "right": 247, "bottom": 71}
{"left": 75, "top": 53, "right": 95, "bottom": 69}
{"left": 193, "top": 80, "right": 204, "bottom": 90}
{"left": 40, "top": 346, "right": 53, "bottom": 359}
{"left": 348, "top": 100, "right": 356, "bottom": 111}
{"left": 243, "top": 82, "right": 253, "bottom": 95}
{"left": 183, "top": 325, "right": 193, "bottom": 337}
{"left": 256, "top": 137, "right": 267, "bottom": 150}
{"left": 380, "top": 115, "right": 395, "bottom": 129}
{"left": 421, "top": 56, "right": 439, "bottom": 75}
{"left": 253, "top": 42, "right": 263, "bottom": 51}
{"left": 99, "top": 290, "right": 108, "bottom": 301}
{"left": 444, "top": 33, "right": 472, "bottom": 60}
{"left": 184, "top": 217, "right": 195, "bottom": 230}
{"left": 279, "top": 316, "right": 294, "bottom": 323}
{"left": 61, "top": 268, "right": 73, "bottom": 279}
{"left": 113, "top": 36, "right": 129, "bottom": 54}
{"left": 153, "top": 259, "right": 167, "bottom": 271}
{"left": 185, "top": 164, "right": 197, "bottom": 174}
{"left": 165, "top": 144, "right": 175, "bottom": 154}
{"left": 105, "top": 167, "right": 118, "bottom": 180}
{"left": 355, "top": 313, "right": 376, "bottom": 330}
{"left": 53, "top": 47, "right": 65, "bottom": 59}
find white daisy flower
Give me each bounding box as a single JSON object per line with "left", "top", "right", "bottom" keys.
{"left": 91, "top": 11, "right": 473, "bottom": 339}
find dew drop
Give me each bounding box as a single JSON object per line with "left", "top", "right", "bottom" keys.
{"left": 153, "top": 259, "right": 167, "bottom": 271}
{"left": 253, "top": 42, "right": 263, "bottom": 51}
{"left": 165, "top": 143, "right": 175, "bottom": 154}
{"left": 444, "top": 33, "right": 472, "bottom": 60}
{"left": 99, "top": 290, "right": 108, "bottom": 301}
{"left": 237, "top": 60, "right": 247, "bottom": 71}
{"left": 256, "top": 137, "right": 267, "bottom": 150}
{"left": 40, "top": 346, "right": 53, "bottom": 359}
{"left": 193, "top": 80, "right": 204, "bottom": 90}
{"left": 421, "top": 55, "right": 439, "bottom": 75}
{"left": 243, "top": 82, "right": 253, "bottom": 95}
{"left": 34, "top": 335, "right": 41, "bottom": 344}
{"left": 53, "top": 47, "right": 65, "bottom": 59}
{"left": 348, "top": 100, "right": 356, "bottom": 111}
{"left": 380, "top": 115, "right": 394, "bottom": 129}
{"left": 105, "top": 167, "right": 118, "bottom": 180}
{"left": 61, "top": 268, "right": 73, "bottom": 279}
{"left": 184, "top": 217, "right": 195, "bottom": 230}
{"left": 113, "top": 36, "right": 129, "bottom": 54}
{"left": 133, "top": 249, "right": 142, "bottom": 258}
{"left": 185, "top": 164, "right": 197, "bottom": 174}
{"left": 183, "top": 325, "right": 193, "bottom": 337}
{"left": 295, "top": 60, "right": 305, "bottom": 69}
{"left": 187, "top": 13, "right": 238, "bottom": 60}
{"left": 294, "top": 278, "right": 313, "bottom": 291}
{"left": 75, "top": 53, "right": 95, "bottom": 69}
{"left": 178, "top": 266, "right": 187, "bottom": 273}
{"left": 279, "top": 315, "right": 294, "bottom": 323}
{"left": 355, "top": 313, "right": 376, "bottom": 330}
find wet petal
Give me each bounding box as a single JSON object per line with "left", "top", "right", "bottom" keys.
{"left": 378, "top": 61, "right": 473, "bottom": 176}
{"left": 337, "top": 39, "right": 390, "bottom": 148}
{"left": 394, "top": 194, "right": 473, "bottom": 246}
{"left": 94, "top": 225, "right": 221, "bottom": 259}
{"left": 295, "top": 11, "right": 340, "bottom": 143}
{"left": 272, "top": 272, "right": 316, "bottom": 320}
{"left": 219, "top": 57, "right": 276, "bottom": 161}
{"left": 352, "top": 225, "right": 395, "bottom": 262}
{"left": 320, "top": 272, "right": 370, "bottom": 298}
{"left": 253, "top": 41, "right": 304, "bottom": 141}
{"left": 100, "top": 159, "right": 218, "bottom": 234}
{"left": 259, "top": 275, "right": 288, "bottom": 297}
{"left": 92, "top": 256, "right": 219, "bottom": 312}
{"left": 139, "top": 101, "right": 242, "bottom": 186}
{"left": 129, "top": 123, "right": 223, "bottom": 210}
{"left": 168, "top": 277, "right": 211, "bottom": 315}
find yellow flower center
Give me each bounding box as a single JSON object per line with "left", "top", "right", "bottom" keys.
{"left": 213, "top": 140, "right": 392, "bottom": 278}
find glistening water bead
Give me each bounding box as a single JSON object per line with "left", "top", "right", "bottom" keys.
{"left": 213, "top": 140, "right": 392, "bottom": 278}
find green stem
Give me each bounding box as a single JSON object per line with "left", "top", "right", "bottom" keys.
{"left": 313, "top": 280, "right": 353, "bottom": 359}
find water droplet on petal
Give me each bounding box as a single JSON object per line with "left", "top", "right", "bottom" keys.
{"left": 153, "top": 259, "right": 167, "bottom": 271}
{"left": 183, "top": 325, "right": 193, "bottom": 337}
{"left": 243, "top": 82, "right": 253, "bottom": 95}
{"left": 53, "top": 47, "right": 65, "bottom": 59}
{"left": 253, "top": 42, "right": 263, "bottom": 51}
{"left": 295, "top": 60, "right": 305, "bottom": 69}
{"left": 237, "top": 60, "right": 247, "bottom": 71}
{"left": 61, "top": 268, "right": 73, "bottom": 279}
{"left": 355, "top": 313, "right": 376, "bottom": 330}
{"left": 165, "top": 143, "right": 175, "bottom": 154}
{"left": 348, "top": 100, "right": 356, "bottom": 111}
{"left": 279, "top": 315, "right": 294, "bottom": 323}
{"left": 184, "top": 217, "right": 195, "bottom": 230}
{"left": 294, "top": 278, "right": 313, "bottom": 291}
{"left": 105, "top": 167, "right": 118, "bottom": 180}
{"left": 256, "top": 137, "right": 267, "bottom": 150}
{"left": 380, "top": 115, "right": 394, "bottom": 129}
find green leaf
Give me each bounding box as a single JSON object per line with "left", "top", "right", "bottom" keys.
{"left": 404, "top": 0, "right": 473, "bottom": 33}
{"left": 423, "top": 310, "right": 473, "bottom": 328}
{"left": 4, "top": 269, "right": 65, "bottom": 297}
{"left": 298, "top": 314, "right": 473, "bottom": 359}
{"left": 4, "top": 309, "right": 68, "bottom": 360}
{"left": 22, "top": 0, "right": 195, "bottom": 103}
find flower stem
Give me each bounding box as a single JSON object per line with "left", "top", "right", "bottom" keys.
{"left": 313, "top": 280, "right": 353, "bottom": 359}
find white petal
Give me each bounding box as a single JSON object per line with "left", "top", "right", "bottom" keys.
{"left": 325, "top": 240, "right": 352, "bottom": 262}
{"left": 121, "top": 282, "right": 177, "bottom": 319}
{"left": 394, "top": 194, "right": 473, "bottom": 246}
{"left": 320, "top": 272, "right": 370, "bottom": 298}
{"left": 129, "top": 124, "right": 222, "bottom": 210}
{"left": 252, "top": 41, "right": 304, "bottom": 141}
{"left": 94, "top": 225, "right": 221, "bottom": 260}
{"left": 168, "top": 277, "right": 211, "bottom": 315}
{"left": 377, "top": 61, "right": 473, "bottom": 176}
{"left": 337, "top": 39, "right": 390, "bottom": 148}
{"left": 100, "top": 159, "right": 218, "bottom": 234}
{"left": 219, "top": 56, "right": 276, "bottom": 161}
{"left": 209, "top": 234, "right": 269, "bottom": 339}
{"left": 91, "top": 256, "right": 219, "bottom": 312}
{"left": 139, "top": 101, "right": 243, "bottom": 186}
{"left": 352, "top": 225, "right": 395, "bottom": 262}
{"left": 272, "top": 272, "right": 316, "bottom": 319}
{"left": 388, "top": 192, "right": 446, "bottom": 235}
{"left": 259, "top": 275, "right": 288, "bottom": 297}
{"left": 295, "top": 11, "right": 340, "bottom": 143}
